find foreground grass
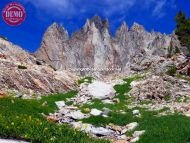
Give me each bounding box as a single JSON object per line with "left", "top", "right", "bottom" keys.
{"left": 176, "top": 73, "right": 190, "bottom": 83}
{"left": 138, "top": 114, "right": 190, "bottom": 143}
{"left": 1, "top": 74, "right": 190, "bottom": 143}
{"left": 80, "top": 75, "right": 190, "bottom": 143}
{"left": 0, "top": 91, "right": 109, "bottom": 143}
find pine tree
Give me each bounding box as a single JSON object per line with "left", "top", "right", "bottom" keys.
{"left": 175, "top": 11, "right": 190, "bottom": 55}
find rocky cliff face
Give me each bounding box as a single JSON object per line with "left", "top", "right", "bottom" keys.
{"left": 35, "top": 16, "right": 182, "bottom": 76}
{"left": 0, "top": 37, "right": 78, "bottom": 97}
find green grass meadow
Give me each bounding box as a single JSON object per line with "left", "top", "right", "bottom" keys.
{"left": 1, "top": 75, "right": 190, "bottom": 143}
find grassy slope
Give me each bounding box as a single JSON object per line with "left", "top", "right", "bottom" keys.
{"left": 80, "top": 75, "right": 190, "bottom": 143}
{"left": 0, "top": 91, "right": 109, "bottom": 143}
{"left": 1, "top": 74, "right": 190, "bottom": 143}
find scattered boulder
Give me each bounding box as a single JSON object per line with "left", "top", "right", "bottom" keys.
{"left": 88, "top": 81, "right": 116, "bottom": 99}
{"left": 91, "top": 127, "right": 114, "bottom": 136}
{"left": 71, "top": 80, "right": 116, "bottom": 105}
{"left": 72, "top": 122, "right": 93, "bottom": 132}
{"left": 113, "top": 98, "right": 120, "bottom": 103}
{"left": 102, "top": 107, "right": 111, "bottom": 116}
{"left": 117, "top": 135, "right": 128, "bottom": 140}
{"left": 66, "top": 110, "right": 88, "bottom": 120}
{"left": 132, "top": 110, "right": 140, "bottom": 115}
{"left": 55, "top": 101, "right": 66, "bottom": 109}
{"left": 102, "top": 99, "right": 115, "bottom": 104}
{"left": 133, "top": 130, "right": 145, "bottom": 138}
{"left": 72, "top": 122, "right": 114, "bottom": 136}
{"left": 90, "top": 109, "right": 102, "bottom": 116}
{"left": 121, "top": 128, "right": 128, "bottom": 135}
{"left": 130, "top": 137, "right": 139, "bottom": 143}
{"left": 108, "top": 123, "right": 122, "bottom": 132}
{"left": 126, "top": 122, "right": 138, "bottom": 131}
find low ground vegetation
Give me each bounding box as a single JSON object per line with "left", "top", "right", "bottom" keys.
{"left": 1, "top": 75, "right": 190, "bottom": 143}
{"left": 0, "top": 91, "right": 108, "bottom": 143}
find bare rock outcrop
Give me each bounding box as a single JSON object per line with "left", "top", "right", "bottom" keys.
{"left": 0, "top": 37, "right": 78, "bottom": 96}
{"left": 35, "top": 16, "right": 182, "bottom": 76}
{"left": 129, "top": 75, "right": 190, "bottom": 101}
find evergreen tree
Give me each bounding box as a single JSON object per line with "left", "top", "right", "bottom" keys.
{"left": 175, "top": 11, "right": 190, "bottom": 55}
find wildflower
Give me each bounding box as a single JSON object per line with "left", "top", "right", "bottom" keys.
{"left": 28, "top": 116, "right": 32, "bottom": 120}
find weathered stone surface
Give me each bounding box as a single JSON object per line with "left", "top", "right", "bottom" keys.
{"left": 66, "top": 110, "right": 88, "bottom": 120}
{"left": 88, "top": 81, "right": 116, "bottom": 99}
{"left": 72, "top": 121, "right": 115, "bottom": 137}
{"left": 90, "top": 109, "right": 102, "bottom": 116}
{"left": 172, "top": 54, "right": 190, "bottom": 76}
{"left": 107, "top": 123, "right": 122, "bottom": 132}
{"left": 55, "top": 101, "right": 66, "bottom": 109}
{"left": 129, "top": 75, "right": 190, "bottom": 101}
{"left": 91, "top": 127, "right": 114, "bottom": 136}
{"left": 0, "top": 37, "right": 78, "bottom": 97}
{"left": 133, "top": 130, "right": 145, "bottom": 138}
{"left": 126, "top": 122, "right": 138, "bottom": 131}
{"left": 102, "top": 107, "right": 111, "bottom": 115}
{"left": 132, "top": 110, "right": 140, "bottom": 115}
{"left": 35, "top": 16, "right": 182, "bottom": 76}
{"left": 0, "top": 139, "right": 28, "bottom": 143}
{"left": 130, "top": 137, "right": 139, "bottom": 143}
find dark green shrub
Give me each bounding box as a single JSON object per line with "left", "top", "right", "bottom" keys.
{"left": 77, "top": 77, "right": 93, "bottom": 85}
{"left": 18, "top": 65, "right": 27, "bottom": 69}
{"left": 166, "top": 66, "right": 177, "bottom": 76}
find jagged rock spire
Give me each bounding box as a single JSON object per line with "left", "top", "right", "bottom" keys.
{"left": 46, "top": 22, "right": 69, "bottom": 40}
{"left": 89, "top": 15, "right": 109, "bottom": 32}
{"left": 115, "top": 22, "right": 129, "bottom": 37}
{"left": 130, "top": 22, "right": 145, "bottom": 32}
{"left": 35, "top": 16, "right": 182, "bottom": 75}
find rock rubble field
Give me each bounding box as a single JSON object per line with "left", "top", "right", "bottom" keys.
{"left": 46, "top": 73, "right": 190, "bottom": 143}
{"left": 47, "top": 79, "right": 146, "bottom": 143}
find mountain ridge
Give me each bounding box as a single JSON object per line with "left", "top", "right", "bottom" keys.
{"left": 35, "top": 15, "right": 182, "bottom": 76}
